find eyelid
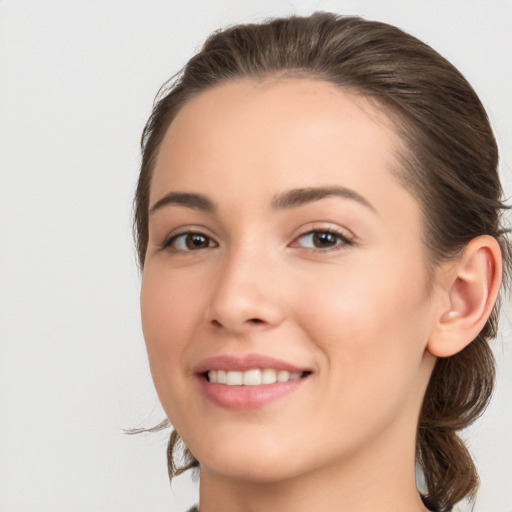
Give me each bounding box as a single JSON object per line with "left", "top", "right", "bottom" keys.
{"left": 289, "top": 224, "right": 356, "bottom": 251}
{"left": 161, "top": 227, "right": 218, "bottom": 252}
{"left": 158, "top": 223, "right": 355, "bottom": 253}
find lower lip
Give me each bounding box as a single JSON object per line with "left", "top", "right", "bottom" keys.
{"left": 197, "top": 376, "right": 309, "bottom": 410}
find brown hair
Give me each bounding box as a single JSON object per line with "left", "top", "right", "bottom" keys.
{"left": 133, "top": 12, "right": 511, "bottom": 512}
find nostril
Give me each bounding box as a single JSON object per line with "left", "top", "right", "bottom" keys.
{"left": 209, "top": 317, "right": 268, "bottom": 330}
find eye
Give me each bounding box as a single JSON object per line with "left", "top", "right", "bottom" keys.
{"left": 164, "top": 231, "right": 217, "bottom": 251}
{"left": 292, "top": 229, "right": 352, "bottom": 250}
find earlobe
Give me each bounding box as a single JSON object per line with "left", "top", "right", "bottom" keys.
{"left": 427, "top": 235, "right": 503, "bottom": 358}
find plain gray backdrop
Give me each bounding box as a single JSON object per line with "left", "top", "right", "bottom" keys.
{"left": 0, "top": 1, "right": 511, "bottom": 511}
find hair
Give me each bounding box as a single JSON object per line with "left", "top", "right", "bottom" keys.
{"left": 133, "top": 12, "right": 511, "bottom": 512}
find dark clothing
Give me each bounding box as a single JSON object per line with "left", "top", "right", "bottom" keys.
{"left": 187, "top": 495, "right": 447, "bottom": 512}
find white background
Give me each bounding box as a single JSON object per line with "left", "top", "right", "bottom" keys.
{"left": 0, "top": 1, "right": 511, "bottom": 511}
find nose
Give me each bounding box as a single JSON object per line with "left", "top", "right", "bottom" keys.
{"left": 207, "top": 245, "right": 286, "bottom": 334}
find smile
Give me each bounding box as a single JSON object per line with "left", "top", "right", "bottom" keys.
{"left": 207, "top": 369, "right": 308, "bottom": 385}
{"left": 195, "top": 354, "right": 313, "bottom": 409}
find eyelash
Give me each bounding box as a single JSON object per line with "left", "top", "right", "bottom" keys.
{"left": 161, "top": 231, "right": 217, "bottom": 252}
{"left": 161, "top": 228, "right": 354, "bottom": 253}
{"left": 291, "top": 228, "right": 354, "bottom": 252}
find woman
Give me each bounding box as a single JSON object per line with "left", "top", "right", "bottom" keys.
{"left": 133, "top": 13, "right": 510, "bottom": 512}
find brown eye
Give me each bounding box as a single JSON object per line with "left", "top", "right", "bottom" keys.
{"left": 167, "top": 232, "right": 216, "bottom": 251}
{"left": 312, "top": 231, "right": 339, "bottom": 247}
{"left": 185, "top": 233, "right": 210, "bottom": 249}
{"left": 293, "top": 230, "right": 352, "bottom": 250}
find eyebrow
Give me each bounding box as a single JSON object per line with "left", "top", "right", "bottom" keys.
{"left": 271, "top": 186, "right": 377, "bottom": 213}
{"left": 149, "top": 186, "right": 376, "bottom": 215}
{"left": 149, "top": 191, "right": 216, "bottom": 214}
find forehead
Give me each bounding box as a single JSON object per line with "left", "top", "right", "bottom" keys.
{"left": 150, "top": 78, "right": 418, "bottom": 223}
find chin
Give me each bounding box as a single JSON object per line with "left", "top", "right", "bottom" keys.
{"left": 191, "top": 437, "right": 306, "bottom": 483}
{"left": 203, "top": 455, "right": 300, "bottom": 483}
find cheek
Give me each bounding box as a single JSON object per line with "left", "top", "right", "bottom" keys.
{"left": 140, "top": 264, "right": 216, "bottom": 437}
{"left": 140, "top": 265, "right": 205, "bottom": 386}
{"left": 293, "top": 253, "right": 433, "bottom": 418}
{"left": 295, "top": 250, "right": 430, "bottom": 339}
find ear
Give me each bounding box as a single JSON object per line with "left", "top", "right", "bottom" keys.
{"left": 427, "top": 235, "right": 503, "bottom": 358}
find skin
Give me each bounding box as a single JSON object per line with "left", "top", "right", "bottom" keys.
{"left": 141, "top": 78, "right": 458, "bottom": 512}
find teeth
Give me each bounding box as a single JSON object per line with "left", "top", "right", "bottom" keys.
{"left": 277, "top": 370, "right": 290, "bottom": 382}
{"left": 226, "top": 371, "right": 243, "bottom": 385}
{"left": 262, "top": 368, "right": 277, "bottom": 384}
{"left": 208, "top": 369, "right": 304, "bottom": 385}
{"left": 243, "top": 369, "right": 261, "bottom": 385}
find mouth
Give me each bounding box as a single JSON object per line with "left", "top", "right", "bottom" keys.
{"left": 194, "top": 353, "right": 313, "bottom": 409}
{"left": 203, "top": 369, "right": 312, "bottom": 385}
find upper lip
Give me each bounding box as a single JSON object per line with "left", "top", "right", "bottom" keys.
{"left": 193, "top": 353, "right": 311, "bottom": 374}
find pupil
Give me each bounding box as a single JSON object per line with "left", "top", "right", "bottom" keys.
{"left": 187, "top": 234, "right": 208, "bottom": 249}
{"left": 314, "top": 231, "right": 336, "bottom": 247}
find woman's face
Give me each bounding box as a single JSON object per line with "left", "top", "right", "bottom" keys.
{"left": 141, "top": 78, "right": 440, "bottom": 482}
